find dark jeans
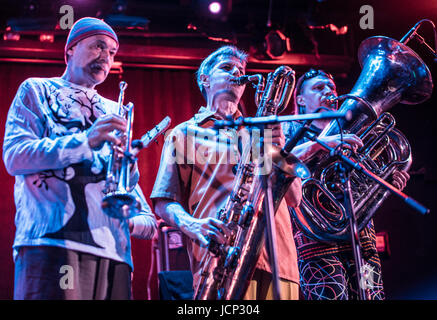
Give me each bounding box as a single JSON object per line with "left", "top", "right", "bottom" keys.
{"left": 14, "top": 246, "right": 132, "bottom": 300}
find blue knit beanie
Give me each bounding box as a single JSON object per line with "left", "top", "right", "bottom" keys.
{"left": 65, "top": 17, "right": 119, "bottom": 63}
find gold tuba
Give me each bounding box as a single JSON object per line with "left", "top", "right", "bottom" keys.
{"left": 291, "top": 35, "right": 433, "bottom": 242}
{"left": 194, "top": 65, "right": 310, "bottom": 300}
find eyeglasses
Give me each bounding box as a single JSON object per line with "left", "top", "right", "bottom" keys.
{"left": 296, "top": 69, "right": 334, "bottom": 95}
{"left": 303, "top": 69, "right": 334, "bottom": 81}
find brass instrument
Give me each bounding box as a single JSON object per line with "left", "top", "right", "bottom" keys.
{"left": 194, "top": 66, "right": 310, "bottom": 300}
{"left": 101, "top": 83, "right": 172, "bottom": 220}
{"left": 102, "top": 81, "right": 141, "bottom": 219}
{"left": 291, "top": 34, "right": 433, "bottom": 242}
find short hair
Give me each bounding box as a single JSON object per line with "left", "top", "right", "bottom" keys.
{"left": 196, "top": 45, "right": 248, "bottom": 99}
{"left": 292, "top": 69, "right": 334, "bottom": 114}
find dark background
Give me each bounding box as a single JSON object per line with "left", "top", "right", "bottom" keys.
{"left": 0, "top": 0, "right": 435, "bottom": 300}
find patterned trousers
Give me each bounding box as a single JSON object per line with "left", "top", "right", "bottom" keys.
{"left": 298, "top": 254, "right": 385, "bottom": 300}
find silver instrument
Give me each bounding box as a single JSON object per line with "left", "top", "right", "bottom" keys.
{"left": 194, "top": 66, "right": 310, "bottom": 299}
{"left": 101, "top": 82, "right": 172, "bottom": 220}
{"left": 102, "top": 81, "right": 140, "bottom": 219}
{"left": 291, "top": 34, "right": 433, "bottom": 242}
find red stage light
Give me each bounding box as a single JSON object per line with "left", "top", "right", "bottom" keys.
{"left": 3, "top": 32, "right": 20, "bottom": 41}
{"left": 39, "top": 34, "right": 54, "bottom": 43}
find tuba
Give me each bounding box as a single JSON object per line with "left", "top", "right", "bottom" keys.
{"left": 194, "top": 66, "right": 310, "bottom": 300}
{"left": 291, "top": 35, "right": 433, "bottom": 242}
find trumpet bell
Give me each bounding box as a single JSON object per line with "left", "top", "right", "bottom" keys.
{"left": 102, "top": 192, "right": 141, "bottom": 219}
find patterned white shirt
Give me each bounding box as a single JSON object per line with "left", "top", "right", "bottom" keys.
{"left": 3, "top": 77, "right": 156, "bottom": 269}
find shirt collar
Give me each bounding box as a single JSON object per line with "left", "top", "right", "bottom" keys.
{"left": 193, "top": 106, "right": 244, "bottom": 126}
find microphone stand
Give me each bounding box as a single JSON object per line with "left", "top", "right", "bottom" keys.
{"left": 214, "top": 111, "right": 352, "bottom": 130}
{"left": 213, "top": 110, "right": 349, "bottom": 300}
{"left": 333, "top": 160, "right": 368, "bottom": 300}
{"left": 260, "top": 133, "right": 282, "bottom": 300}
{"left": 215, "top": 108, "right": 429, "bottom": 299}
{"left": 304, "top": 132, "right": 430, "bottom": 300}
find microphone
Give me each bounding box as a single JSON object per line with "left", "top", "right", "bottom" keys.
{"left": 400, "top": 21, "right": 422, "bottom": 45}
{"left": 231, "top": 75, "right": 259, "bottom": 86}
{"left": 231, "top": 75, "right": 250, "bottom": 85}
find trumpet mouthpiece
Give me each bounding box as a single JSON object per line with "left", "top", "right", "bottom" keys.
{"left": 322, "top": 95, "right": 338, "bottom": 109}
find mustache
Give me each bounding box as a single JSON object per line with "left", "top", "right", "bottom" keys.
{"left": 89, "top": 59, "right": 109, "bottom": 72}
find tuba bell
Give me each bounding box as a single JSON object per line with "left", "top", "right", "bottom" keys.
{"left": 291, "top": 33, "right": 433, "bottom": 242}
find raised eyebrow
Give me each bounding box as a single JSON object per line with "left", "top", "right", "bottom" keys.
{"left": 218, "top": 61, "right": 243, "bottom": 70}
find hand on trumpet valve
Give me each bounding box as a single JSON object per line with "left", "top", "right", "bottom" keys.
{"left": 87, "top": 114, "right": 127, "bottom": 150}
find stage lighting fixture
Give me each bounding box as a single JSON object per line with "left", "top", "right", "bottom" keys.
{"left": 208, "top": 2, "right": 222, "bottom": 14}
{"left": 113, "top": 0, "right": 128, "bottom": 13}
{"left": 263, "top": 29, "right": 291, "bottom": 59}
{"left": 24, "top": 0, "right": 38, "bottom": 14}
{"left": 197, "top": 0, "right": 232, "bottom": 21}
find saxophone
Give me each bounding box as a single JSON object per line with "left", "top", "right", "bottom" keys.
{"left": 194, "top": 65, "right": 309, "bottom": 300}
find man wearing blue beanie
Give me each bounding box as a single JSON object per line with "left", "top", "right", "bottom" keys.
{"left": 3, "top": 17, "right": 157, "bottom": 299}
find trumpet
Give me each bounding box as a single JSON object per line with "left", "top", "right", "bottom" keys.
{"left": 101, "top": 81, "right": 141, "bottom": 220}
